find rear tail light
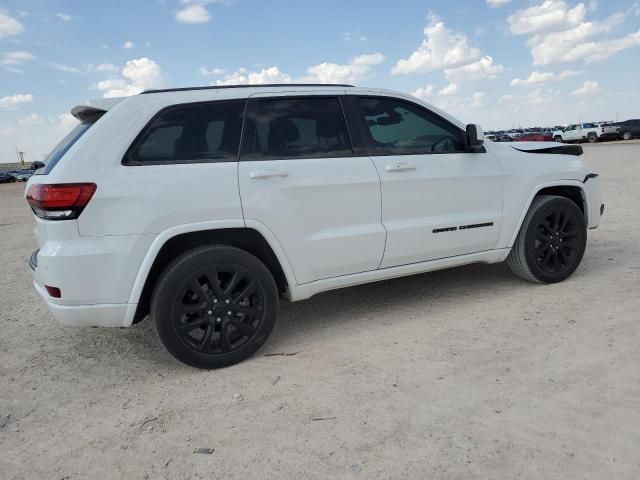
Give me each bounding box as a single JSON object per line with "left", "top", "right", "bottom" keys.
{"left": 26, "top": 183, "right": 97, "bottom": 220}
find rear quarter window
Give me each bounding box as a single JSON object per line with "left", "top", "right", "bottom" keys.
{"left": 124, "top": 100, "right": 246, "bottom": 165}
{"left": 38, "top": 123, "right": 92, "bottom": 175}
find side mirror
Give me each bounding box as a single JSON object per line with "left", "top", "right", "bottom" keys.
{"left": 31, "top": 161, "right": 45, "bottom": 171}
{"left": 466, "top": 124, "right": 484, "bottom": 151}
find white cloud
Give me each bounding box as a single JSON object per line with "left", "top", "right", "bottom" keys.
{"left": 175, "top": 3, "right": 211, "bottom": 24}
{"left": 470, "top": 91, "right": 486, "bottom": 108}
{"left": 0, "top": 11, "right": 24, "bottom": 38}
{"left": 122, "top": 41, "right": 134, "bottom": 49}
{"left": 306, "top": 52, "right": 386, "bottom": 84}
{"left": 215, "top": 66, "right": 293, "bottom": 85}
{"left": 215, "top": 53, "right": 385, "bottom": 86}
{"left": 51, "top": 63, "right": 85, "bottom": 74}
{"left": 486, "top": 0, "right": 511, "bottom": 7}
{"left": 509, "top": 1, "right": 640, "bottom": 66}
{"left": 571, "top": 80, "right": 599, "bottom": 95}
{"left": 0, "top": 93, "right": 33, "bottom": 108}
{"left": 533, "top": 28, "right": 640, "bottom": 65}
{"left": 392, "top": 15, "right": 481, "bottom": 74}
{"left": 91, "top": 63, "right": 117, "bottom": 72}
{"left": 411, "top": 84, "right": 434, "bottom": 100}
{"left": 438, "top": 83, "right": 458, "bottom": 96}
{"left": 55, "top": 113, "right": 79, "bottom": 133}
{"left": 508, "top": 1, "right": 586, "bottom": 35}
{"left": 343, "top": 31, "right": 367, "bottom": 42}
{"left": 95, "top": 57, "right": 166, "bottom": 97}
{"left": 95, "top": 78, "right": 127, "bottom": 91}
{"left": 393, "top": 15, "right": 502, "bottom": 113}
{"left": 510, "top": 69, "right": 580, "bottom": 86}
{"left": 18, "top": 113, "right": 43, "bottom": 126}
{"left": 199, "top": 66, "right": 228, "bottom": 76}
{"left": 499, "top": 88, "right": 551, "bottom": 106}
{"left": 444, "top": 55, "right": 503, "bottom": 83}
{"left": 56, "top": 13, "right": 72, "bottom": 22}
{"left": 1, "top": 50, "right": 34, "bottom": 66}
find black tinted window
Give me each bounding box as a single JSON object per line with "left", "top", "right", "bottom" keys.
{"left": 41, "top": 123, "right": 92, "bottom": 174}
{"left": 126, "top": 100, "right": 245, "bottom": 164}
{"left": 245, "top": 98, "right": 352, "bottom": 159}
{"left": 357, "top": 97, "right": 466, "bottom": 155}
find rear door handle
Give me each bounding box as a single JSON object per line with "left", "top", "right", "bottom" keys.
{"left": 385, "top": 163, "right": 416, "bottom": 172}
{"left": 249, "top": 169, "right": 289, "bottom": 179}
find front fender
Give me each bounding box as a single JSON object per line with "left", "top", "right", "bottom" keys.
{"left": 503, "top": 178, "right": 600, "bottom": 249}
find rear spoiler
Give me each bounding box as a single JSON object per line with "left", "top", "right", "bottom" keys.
{"left": 70, "top": 97, "right": 124, "bottom": 123}
{"left": 511, "top": 143, "right": 583, "bottom": 157}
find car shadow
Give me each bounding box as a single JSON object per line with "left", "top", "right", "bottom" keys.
{"left": 266, "top": 262, "right": 519, "bottom": 349}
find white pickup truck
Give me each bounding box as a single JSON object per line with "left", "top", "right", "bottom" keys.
{"left": 553, "top": 123, "right": 618, "bottom": 143}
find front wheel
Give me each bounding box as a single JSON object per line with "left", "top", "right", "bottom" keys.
{"left": 507, "top": 195, "right": 587, "bottom": 284}
{"left": 554, "top": 136, "right": 563, "bottom": 143}
{"left": 151, "top": 245, "right": 278, "bottom": 369}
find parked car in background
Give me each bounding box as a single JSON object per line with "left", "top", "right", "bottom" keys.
{"left": 553, "top": 123, "right": 617, "bottom": 143}
{"left": 495, "top": 130, "right": 512, "bottom": 142}
{"left": 515, "top": 132, "right": 554, "bottom": 142}
{"left": 506, "top": 129, "right": 524, "bottom": 139}
{"left": 12, "top": 171, "right": 33, "bottom": 182}
{"left": 618, "top": 119, "right": 640, "bottom": 140}
{"left": 0, "top": 172, "right": 13, "bottom": 183}
{"left": 485, "top": 132, "right": 498, "bottom": 141}
{"left": 5, "top": 169, "right": 34, "bottom": 182}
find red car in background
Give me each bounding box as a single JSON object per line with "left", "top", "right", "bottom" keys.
{"left": 515, "top": 132, "right": 554, "bottom": 142}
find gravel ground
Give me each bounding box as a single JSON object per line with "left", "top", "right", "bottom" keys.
{"left": 1, "top": 141, "right": 639, "bottom": 479}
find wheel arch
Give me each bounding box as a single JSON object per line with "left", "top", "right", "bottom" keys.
{"left": 127, "top": 223, "right": 296, "bottom": 325}
{"left": 508, "top": 180, "right": 589, "bottom": 248}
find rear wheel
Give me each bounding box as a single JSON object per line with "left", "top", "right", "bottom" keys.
{"left": 152, "top": 245, "right": 278, "bottom": 369}
{"left": 587, "top": 132, "right": 597, "bottom": 143}
{"left": 507, "top": 195, "right": 587, "bottom": 284}
{"left": 622, "top": 131, "right": 632, "bottom": 141}
{"left": 554, "top": 136, "right": 563, "bottom": 143}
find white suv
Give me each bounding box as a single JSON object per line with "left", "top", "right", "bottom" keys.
{"left": 26, "top": 84, "right": 603, "bottom": 368}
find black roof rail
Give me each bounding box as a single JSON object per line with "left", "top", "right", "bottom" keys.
{"left": 141, "top": 84, "right": 356, "bottom": 94}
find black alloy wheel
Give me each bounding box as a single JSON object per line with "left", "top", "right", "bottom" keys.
{"left": 507, "top": 195, "right": 587, "bottom": 283}
{"left": 152, "top": 246, "right": 278, "bottom": 368}
{"left": 532, "top": 209, "right": 582, "bottom": 275}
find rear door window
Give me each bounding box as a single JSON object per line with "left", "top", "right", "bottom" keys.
{"left": 125, "top": 100, "right": 245, "bottom": 164}
{"left": 243, "top": 97, "right": 352, "bottom": 160}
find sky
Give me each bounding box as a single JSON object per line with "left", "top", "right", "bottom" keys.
{"left": 1, "top": 0, "right": 639, "bottom": 163}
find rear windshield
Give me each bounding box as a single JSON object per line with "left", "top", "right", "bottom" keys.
{"left": 38, "top": 120, "right": 96, "bottom": 175}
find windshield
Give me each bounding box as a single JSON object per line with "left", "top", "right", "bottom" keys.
{"left": 38, "top": 123, "right": 92, "bottom": 175}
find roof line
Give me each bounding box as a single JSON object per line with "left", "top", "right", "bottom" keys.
{"left": 141, "top": 84, "right": 356, "bottom": 94}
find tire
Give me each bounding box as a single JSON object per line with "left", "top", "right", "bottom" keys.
{"left": 507, "top": 195, "right": 587, "bottom": 284}
{"left": 151, "top": 245, "right": 278, "bottom": 369}
{"left": 622, "top": 131, "right": 632, "bottom": 141}
{"left": 554, "top": 136, "right": 563, "bottom": 143}
{"left": 587, "top": 133, "right": 597, "bottom": 143}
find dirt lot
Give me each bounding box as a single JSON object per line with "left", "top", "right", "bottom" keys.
{"left": 1, "top": 141, "right": 639, "bottom": 479}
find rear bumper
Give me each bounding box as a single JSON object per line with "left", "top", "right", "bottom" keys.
{"left": 28, "top": 229, "right": 151, "bottom": 327}
{"left": 32, "top": 279, "right": 136, "bottom": 327}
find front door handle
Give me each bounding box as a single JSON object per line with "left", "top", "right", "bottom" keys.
{"left": 385, "top": 163, "right": 416, "bottom": 172}
{"left": 249, "top": 169, "right": 289, "bottom": 179}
